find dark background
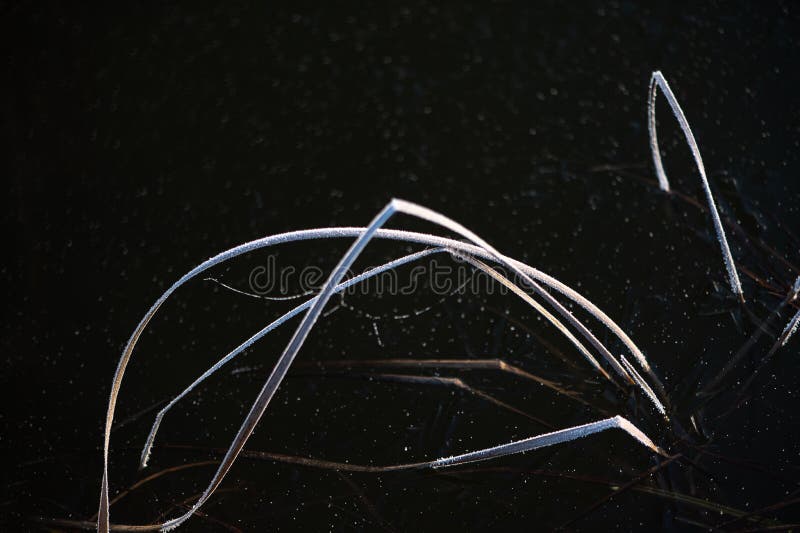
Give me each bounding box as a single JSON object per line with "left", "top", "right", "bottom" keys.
{"left": 3, "top": 1, "right": 800, "bottom": 531}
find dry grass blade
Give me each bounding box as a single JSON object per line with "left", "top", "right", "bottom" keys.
{"left": 648, "top": 70, "right": 744, "bottom": 301}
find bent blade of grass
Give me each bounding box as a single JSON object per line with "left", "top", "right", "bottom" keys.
{"left": 100, "top": 222, "right": 664, "bottom": 530}
{"left": 392, "top": 200, "right": 664, "bottom": 414}
{"left": 648, "top": 70, "right": 744, "bottom": 301}
{"left": 431, "top": 415, "right": 666, "bottom": 468}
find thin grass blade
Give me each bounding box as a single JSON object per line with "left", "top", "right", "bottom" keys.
{"left": 431, "top": 415, "right": 666, "bottom": 468}
{"left": 648, "top": 70, "right": 744, "bottom": 301}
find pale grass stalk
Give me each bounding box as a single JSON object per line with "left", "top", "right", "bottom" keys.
{"left": 648, "top": 70, "right": 744, "bottom": 301}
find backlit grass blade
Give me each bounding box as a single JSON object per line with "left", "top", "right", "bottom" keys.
{"left": 648, "top": 70, "right": 744, "bottom": 301}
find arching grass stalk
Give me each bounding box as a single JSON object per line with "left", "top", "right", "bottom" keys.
{"left": 430, "top": 415, "right": 666, "bottom": 468}
{"left": 142, "top": 245, "right": 639, "bottom": 469}
{"left": 781, "top": 276, "right": 800, "bottom": 346}
{"left": 619, "top": 355, "right": 665, "bottom": 420}
{"left": 99, "top": 227, "right": 666, "bottom": 530}
{"left": 308, "top": 358, "right": 603, "bottom": 412}
{"left": 98, "top": 201, "right": 666, "bottom": 531}
{"left": 648, "top": 70, "right": 744, "bottom": 301}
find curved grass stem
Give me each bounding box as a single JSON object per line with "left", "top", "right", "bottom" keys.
{"left": 648, "top": 70, "right": 744, "bottom": 301}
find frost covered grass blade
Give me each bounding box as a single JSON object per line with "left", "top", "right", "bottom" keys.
{"left": 648, "top": 70, "right": 744, "bottom": 301}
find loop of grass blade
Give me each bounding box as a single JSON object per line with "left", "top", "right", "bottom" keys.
{"left": 717, "top": 496, "right": 800, "bottom": 530}
{"left": 557, "top": 453, "right": 682, "bottom": 530}
{"left": 143, "top": 238, "right": 663, "bottom": 471}
{"left": 100, "top": 220, "right": 664, "bottom": 530}
{"left": 278, "top": 229, "right": 654, "bottom": 382}
{"left": 648, "top": 70, "right": 744, "bottom": 301}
